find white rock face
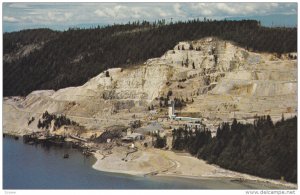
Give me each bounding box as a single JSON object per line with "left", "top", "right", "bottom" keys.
{"left": 3, "top": 37, "right": 297, "bottom": 134}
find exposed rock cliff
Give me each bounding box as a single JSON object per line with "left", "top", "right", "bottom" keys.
{"left": 3, "top": 37, "right": 297, "bottom": 135}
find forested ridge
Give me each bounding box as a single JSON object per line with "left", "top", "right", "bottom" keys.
{"left": 172, "top": 116, "right": 297, "bottom": 183}
{"left": 3, "top": 19, "right": 297, "bottom": 96}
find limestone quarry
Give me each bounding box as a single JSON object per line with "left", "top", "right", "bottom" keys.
{"left": 3, "top": 37, "right": 297, "bottom": 136}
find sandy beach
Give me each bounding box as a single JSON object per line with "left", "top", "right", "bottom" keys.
{"left": 92, "top": 147, "right": 297, "bottom": 189}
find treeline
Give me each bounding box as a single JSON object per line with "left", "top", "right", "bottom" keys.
{"left": 4, "top": 19, "right": 297, "bottom": 96}
{"left": 172, "top": 126, "right": 212, "bottom": 155}
{"left": 172, "top": 116, "right": 297, "bottom": 183}
{"left": 154, "top": 133, "right": 167, "bottom": 148}
{"left": 37, "top": 111, "right": 79, "bottom": 130}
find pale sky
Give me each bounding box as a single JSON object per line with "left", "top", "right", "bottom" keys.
{"left": 3, "top": 2, "right": 298, "bottom": 32}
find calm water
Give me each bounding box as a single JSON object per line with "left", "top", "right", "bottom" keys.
{"left": 3, "top": 136, "right": 289, "bottom": 189}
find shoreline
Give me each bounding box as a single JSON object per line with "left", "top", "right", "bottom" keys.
{"left": 3, "top": 132, "right": 297, "bottom": 189}
{"left": 91, "top": 149, "right": 297, "bottom": 189}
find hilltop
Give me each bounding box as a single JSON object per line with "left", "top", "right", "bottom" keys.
{"left": 3, "top": 36, "right": 297, "bottom": 185}
{"left": 3, "top": 20, "right": 297, "bottom": 96}
{"left": 3, "top": 37, "right": 297, "bottom": 135}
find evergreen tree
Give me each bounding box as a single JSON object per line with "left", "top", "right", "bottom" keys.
{"left": 172, "top": 116, "right": 297, "bottom": 183}
{"left": 4, "top": 20, "right": 297, "bottom": 96}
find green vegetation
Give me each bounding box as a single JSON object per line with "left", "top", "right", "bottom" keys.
{"left": 105, "top": 71, "right": 110, "bottom": 77}
{"left": 27, "top": 117, "right": 35, "bottom": 125}
{"left": 37, "top": 111, "right": 79, "bottom": 130}
{"left": 3, "top": 28, "right": 60, "bottom": 54}
{"left": 148, "top": 105, "right": 154, "bottom": 110}
{"left": 172, "top": 116, "right": 297, "bottom": 183}
{"left": 172, "top": 125, "right": 212, "bottom": 155}
{"left": 154, "top": 133, "right": 167, "bottom": 148}
{"left": 4, "top": 20, "right": 296, "bottom": 96}
{"left": 158, "top": 96, "right": 186, "bottom": 109}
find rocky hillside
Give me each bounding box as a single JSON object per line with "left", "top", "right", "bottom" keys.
{"left": 3, "top": 20, "right": 297, "bottom": 96}
{"left": 3, "top": 37, "right": 297, "bottom": 135}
